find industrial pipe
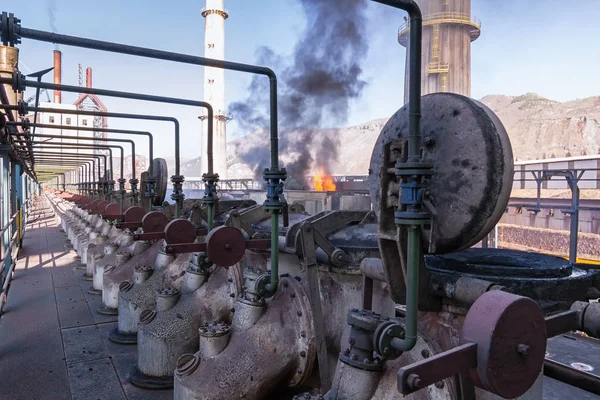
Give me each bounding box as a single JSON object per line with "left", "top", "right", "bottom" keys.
{"left": 9, "top": 121, "right": 139, "bottom": 181}
{"left": 370, "top": 0, "right": 424, "bottom": 353}
{"left": 8, "top": 102, "right": 187, "bottom": 208}
{"left": 12, "top": 129, "right": 135, "bottom": 211}
{"left": 24, "top": 140, "right": 120, "bottom": 183}
{"left": 0, "top": 79, "right": 215, "bottom": 216}
{"left": 0, "top": 18, "right": 285, "bottom": 284}
{"left": 0, "top": 19, "right": 278, "bottom": 170}
{"left": 33, "top": 154, "right": 101, "bottom": 192}
{"left": 20, "top": 142, "right": 116, "bottom": 201}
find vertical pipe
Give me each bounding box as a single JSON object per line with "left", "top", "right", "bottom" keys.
{"left": 53, "top": 50, "right": 62, "bottom": 104}
{"left": 0, "top": 45, "right": 19, "bottom": 122}
{"left": 570, "top": 178, "right": 579, "bottom": 263}
{"left": 267, "top": 212, "right": 279, "bottom": 294}
{"left": 392, "top": 226, "right": 419, "bottom": 351}
{"left": 2, "top": 153, "right": 11, "bottom": 279}
{"left": 207, "top": 203, "right": 214, "bottom": 231}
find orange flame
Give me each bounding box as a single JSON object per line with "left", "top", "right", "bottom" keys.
{"left": 312, "top": 169, "right": 336, "bottom": 192}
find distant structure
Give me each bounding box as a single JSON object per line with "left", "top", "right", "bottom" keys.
{"left": 28, "top": 50, "right": 109, "bottom": 177}
{"left": 73, "top": 64, "right": 108, "bottom": 154}
{"left": 200, "top": 0, "right": 231, "bottom": 179}
{"left": 399, "top": 0, "right": 481, "bottom": 102}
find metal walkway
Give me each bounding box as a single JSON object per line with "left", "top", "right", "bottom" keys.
{"left": 0, "top": 198, "right": 171, "bottom": 400}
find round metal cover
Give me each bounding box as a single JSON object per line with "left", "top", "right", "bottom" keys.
{"left": 369, "top": 93, "right": 513, "bottom": 254}
{"left": 164, "top": 219, "right": 196, "bottom": 245}
{"left": 206, "top": 226, "right": 246, "bottom": 267}
{"left": 140, "top": 158, "right": 169, "bottom": 206}
{"left": 141, "top": 211, "right": 168, "bottom": 233}
{"left": 104, "top": 203, "right": 120, "bottom": 217}
{"left": 462, "top": 290, "right": 546, "bottom": 398}
{"left": 95, "top": 200, "right": 108, "bottom": 214}
{"left": 124, "top": 206, "right": 145, "bottom": 223}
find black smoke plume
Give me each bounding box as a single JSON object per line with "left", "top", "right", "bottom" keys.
{"left": 230, "top": 0, "right": 369, "bottom": 190}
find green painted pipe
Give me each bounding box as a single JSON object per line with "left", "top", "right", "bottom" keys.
{"left": 265, "top": 212, "right": 279, "bottom": 295}
{"left": 207, "top": 203, "right": 214, "bottom": 232}
{"left": 392, "top": 225, "right": 420, "bottom": 351}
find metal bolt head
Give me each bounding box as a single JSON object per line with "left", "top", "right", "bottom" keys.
{"left": 435, "top": 381, "right": 445, "bottom": 389}
{"left": 517, "top": 344, "right": 530, "bottom": 359}
{"left": 300, "top": 331, "right": 306, "bottom": 338}
{"left": 421, "top": 349, "right": 430, "bottom": 358}
{"left": 300, "top": 351, "right": 306, "bottom": 358}
{"left": 408, "top": 373, "right": 422, "bottom": 390}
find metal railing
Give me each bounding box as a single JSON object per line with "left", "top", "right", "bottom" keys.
{"left": 0, "top": 197, "right": 33, "bottom": 315}
{"left": 399, "top": 12, "right": 481, "bottom": 35}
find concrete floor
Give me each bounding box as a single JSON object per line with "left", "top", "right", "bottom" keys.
{"left": 0, "top": 198, "right": 172, "bottom": 400}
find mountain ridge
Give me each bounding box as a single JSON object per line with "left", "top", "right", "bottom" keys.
{"left": 171, "top": 93, "right": 600, "bottom": 179}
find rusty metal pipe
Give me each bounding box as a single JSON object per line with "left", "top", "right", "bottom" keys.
{"left": 18, "top": 142, "right": 114, "bottom": 181}
{"left": 6, "top": 23, "right": 278, "bottom": 170}
{"left": 9, "top": 121, "right": 138, "bottom": 181}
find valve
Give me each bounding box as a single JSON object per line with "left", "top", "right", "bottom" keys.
{"left": 162, "top": 224, "right": 270, "bottom": 268}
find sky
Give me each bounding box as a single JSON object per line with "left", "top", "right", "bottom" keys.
{"left": 7, "top": 0, "right": 600, "bottom": 161}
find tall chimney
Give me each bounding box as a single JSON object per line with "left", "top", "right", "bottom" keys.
{"left": 86, "top": 67, "right": 92, "bottom": 88}
{"left": 53, "top": 50, "right": 62, "bottom": 103}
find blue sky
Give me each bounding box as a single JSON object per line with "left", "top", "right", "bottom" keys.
{"left": 8, "top": 0, "right": 600, "bottom": 160}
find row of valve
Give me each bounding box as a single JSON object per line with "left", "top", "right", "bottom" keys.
{"left": 45, "top": 189, "right": 600, "bottom": 400}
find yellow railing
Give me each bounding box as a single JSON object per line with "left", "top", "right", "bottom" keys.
{"left": 428, "top": 61, "right": 450, "bottom": 74}
{"left": 398, "top": 12, "right": 481, "bottom": 41}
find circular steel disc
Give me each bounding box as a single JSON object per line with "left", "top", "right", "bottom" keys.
{"left": 140, "top": 158, "right": 169, "bottom": 206}
{"left": 124, "top": 206, "right": 145, "bottom": 223}
{"left": 89, "top": 200, "right": 101, "bottom": 210}
{"left": 95, "top": 200, "right": 108, "bottom": 214}
{"left": 462, "top": 290, "right": 546, "bottom": 398}
{"left": 206, "top": 226, "right": 246, "bottom": 267}
{"left": 369, "top": 93, "right": 513, "bottom": 254}
{"left": 164, "top": 219, "right": 196, "bottom": 245}
{"left": 104, "top": 203, "right": 120, "bottom": 217}
{"left": 153, "top": 158, "right": 169, "bottom": 206}
{"left": 141, "top": 211, "right": 168, "bottom": 233}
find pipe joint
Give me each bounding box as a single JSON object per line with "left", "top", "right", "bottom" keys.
{"left": 263, "top": 168, "right": 287, "bottom": 211}
{"left": 341, "top": 309, "right": 389, "bottom": 371}
{"left": 201, "top": 172, "right": 219, "bottom": 205}
{"left": 0, "top": 12, "right": 22, "bottom": 46}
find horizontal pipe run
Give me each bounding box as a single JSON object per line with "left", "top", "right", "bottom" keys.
{"left": 7, "top": 122, "right": 139, "bottom": 181}
{"left": 13, "top": 25, "right": 278, "bottom": 170}
{"left": 13, "top": 132, "right": 135, "bottom": 182}
{"left": 0, "top": 81, "right": 215, "bottom": 177}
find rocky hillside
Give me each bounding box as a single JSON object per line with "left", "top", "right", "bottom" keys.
{"left": 481, "top": 93, "right": 600, "bottom": 161}
{"left": 174, "top": 93, "right": 600, "bottom": 179}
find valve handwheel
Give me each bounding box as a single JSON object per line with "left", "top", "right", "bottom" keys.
{"left": 124, "top": 206, "right": 145, "bottom": 223}
{"left": 164, "top": 219, "right": 197, "bottom": 245}
{"left": 206, "top": 226, "right": 247, "bottom": 267}
{"left": 104, "top": 203, "right": 121, "bottom": 219}
{"left": 141, "top": 211, "right": 168, "bottom": 233}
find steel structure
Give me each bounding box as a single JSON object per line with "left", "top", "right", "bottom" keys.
{"left": 399, "top": 0, "right": 481, "bottom": 101}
